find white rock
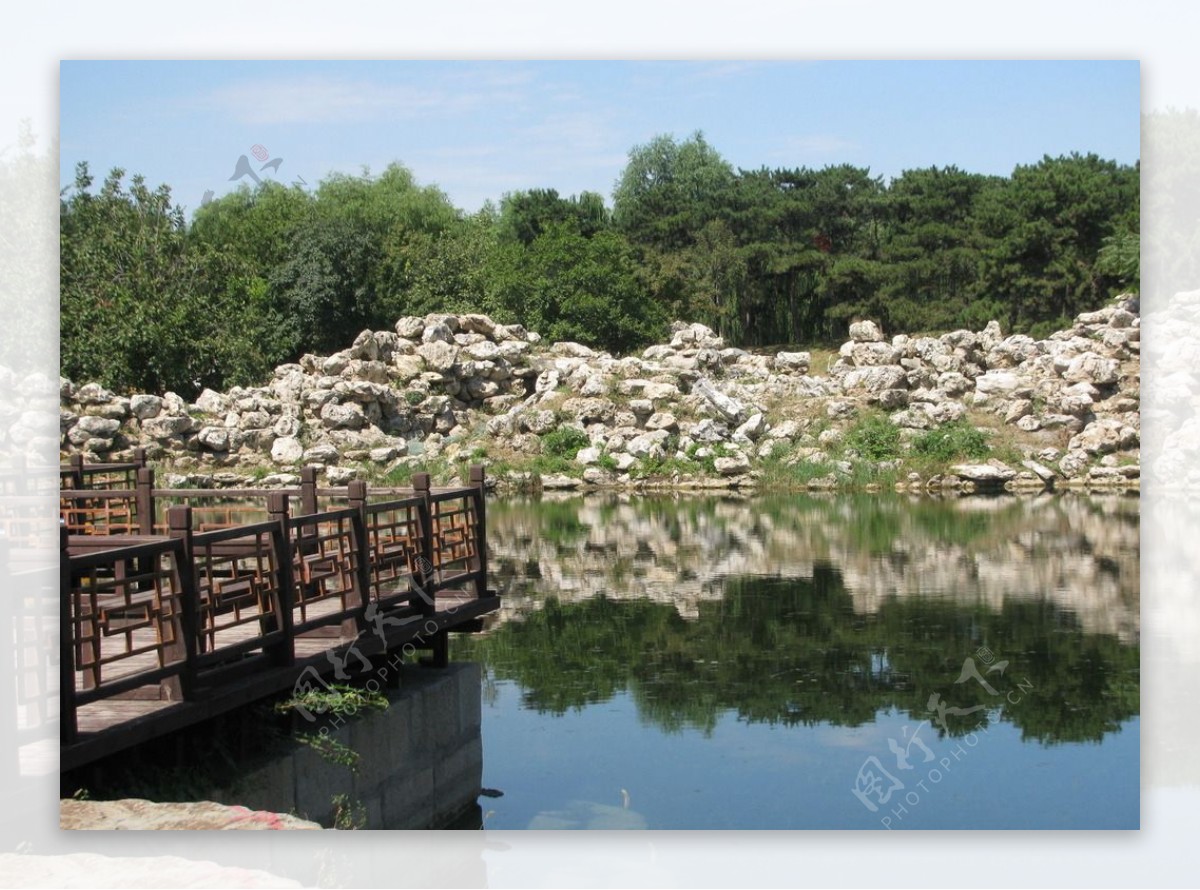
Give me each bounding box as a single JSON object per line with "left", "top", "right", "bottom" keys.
{"left": 75, "top": 414, "right": 121, "bottom": 438}
{"left": 129, "top": 394, "right": 163, "bottom": 420}
{"left": 690, "top": 418, "right": 730, "bottom": 443}
{"left": 197, "top": 426, "right": 230, "bottom": 451}
{"left": 320, "top": 402, "right": 366, "bottom": 430}
{"left": 642, "top": 382, "right": 681, "bottom": 403}
{"left": 693, "top": 378, "right": 744, "bottom": 421}
{"left": 644, "top": 412, "right": 679, "bottom": 432}
{"left": 326, "top": 466, "right": 357, "bottom": 485}
{"left": 849, "top": 320, "right": 884, "bottom": 342}
{"left": 575, "top": 446, "right": 602, "bottom": 466}
{"left": 540, "top": 473, "right": 581, "bottom": 490}
{"left": 1021, "top": 459, "right": 1057, "bottom": 482}
{"left": 843, "top": 365, "right": 907, "bottom": 394}
{"left": 774, "top": 351, "right": 811, "bottom": 372}
{"left": 1063, "top": 352, "right": 1120, "bottom": 386}
{"left": 612, "top": 453, "right": 638, "bottom": 471}
{"left": 416, "top": 340, "right": 459, "bottom": 372}
{"left": 396, "top": 316, "right": 425, "bottom": 339}
{"left": 714, "top": 452, "right": 751, "bottom": 476}
{"left": 271, "top": 436, "right": 304, "bottom": 463}
{"left": 669, "top": 322, "right": 724, "bottom": 350}
{"left": 733, "top": 413, "right": 766, "bottom": 443}
{"left": 950, "top": 463, "right": 1016, "bottom": 483}
{"left": 552, "top": 342, "right": 597, "bottom": 359}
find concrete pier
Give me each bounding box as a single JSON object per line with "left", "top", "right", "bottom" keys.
{"left": 207, "top": 663, "right": 483, "bottom": 829}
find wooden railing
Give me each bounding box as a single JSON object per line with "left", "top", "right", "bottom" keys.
{"left": 59, "top": 465, "right": 494, "bottom": 746}
{"left": 60, "top": 449, "right": 147, "bottom": 492}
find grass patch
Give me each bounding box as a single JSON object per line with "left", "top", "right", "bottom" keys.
{"left": 370, "top": 455, "right": 457, "bottom": 487}
{"left": 526, "top": 454, "right": 583, "bottom": 478}
{"left": 541, "top": 426, "right": 590, "bottom": 460}
{"left": 757, "top": 447, "right": 839, "bottom": 487}
{"left": 842, "top": 412, "right": 902, "bottom": 462}
{"left": 629, "top": 455, "right": 698, "bottom": 481}
{"left": 911, "top": 420, "right": 992, "bottom": 462}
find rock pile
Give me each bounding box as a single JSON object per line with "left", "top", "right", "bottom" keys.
{"left": 58, "top": 297, "right": 1140, "bottom": 491}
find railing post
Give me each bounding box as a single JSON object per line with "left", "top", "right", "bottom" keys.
{"left": 133, "top": 447, "right": 147, "bottom": 468}
{"left": 412, "top": 472, "right": 436, "bottom": 617}
{"left": 59, "top": 524, "right": 78, "bottom": 745}
{"left": 69, "top": 453, "right": 84, "bottom": 491}
{"left": 135, "top": 466, "right": 155, "bottom": 536}
{"left": 347, "top": 480, "right": 372, "bottom": 612}
{"left": 267, "top": 492, "right": 295, "bottom": 668}
{"left": 468, "top": 465, "right": 491, "bottom": 599}
{"left": 167, "top": 505, "right": 199, "bottom": 697}
{"left": 300, "top": 467, "right": 318, "bottom": 516}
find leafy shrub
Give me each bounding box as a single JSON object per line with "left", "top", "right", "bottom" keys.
{"left": 842, "top": 413, "right": 902, "bottom": 461}
{"left": 541, "top": 426, "right": 590, "bottom": 459}
{"left": 911, "top": 420, "right": 991, "bottom": 462}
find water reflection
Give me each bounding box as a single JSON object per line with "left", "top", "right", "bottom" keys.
{"left": 484, "top": 491, "right": 1139, "bottom": 642}
{"left": 466, "top": 568, "right": 1138, "bottom": 745}
{"left": 453, "top": 492, "right": 1139, "bottom": 828}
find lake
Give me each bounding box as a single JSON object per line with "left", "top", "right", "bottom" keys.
{"left": 450, "top": 490, "right": 1140, "bottom": 830}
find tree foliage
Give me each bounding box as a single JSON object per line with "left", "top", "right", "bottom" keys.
{"left": 60, "top": 137, "right": 1138, "bottom": 396}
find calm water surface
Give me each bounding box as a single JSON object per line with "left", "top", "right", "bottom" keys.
{"left": 451, "top": 491, "right": 1139, "bottom": 830}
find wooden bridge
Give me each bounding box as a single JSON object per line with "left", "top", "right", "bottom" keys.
{"left": 58, "top": 454, "right": 499, "bottom": 772}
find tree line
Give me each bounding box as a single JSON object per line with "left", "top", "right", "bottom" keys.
{"left": 60, "top": 133, "right": 1139, "bottom": 397}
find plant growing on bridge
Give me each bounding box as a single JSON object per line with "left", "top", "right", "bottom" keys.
{"left": 331, "top": 793, "right": 368, "bottom": 829}
{"left": 276, "top": 682, "right": 389, "bottom": 720}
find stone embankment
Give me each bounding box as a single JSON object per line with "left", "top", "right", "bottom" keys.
{"left": 58, "top": 297, "right": 1141, "bottom": 492}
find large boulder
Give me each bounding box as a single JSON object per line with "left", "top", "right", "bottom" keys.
{"left": 1063, "top": 352, "right": 1120, "bottom": 386}
{"left": 842, "top": 365, "right": 908, "bottom": 395}
{"left": 848, "top": 320, "right": 884, "bottom": 343}
{"left": 60, "top": 798, "right": 320, "bottom": 830}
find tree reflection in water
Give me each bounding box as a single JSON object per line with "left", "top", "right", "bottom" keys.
{"left": 453, "top": 492, "right": 1138, "bottom": 744}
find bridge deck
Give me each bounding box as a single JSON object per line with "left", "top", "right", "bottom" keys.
{"left": 58, "top": 464, "right": 499, "bottom": 773}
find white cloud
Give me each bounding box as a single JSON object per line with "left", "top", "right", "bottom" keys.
{"left": 772, "top": 133, "right": 861, "bottom": 158}
{"left": 197, "top": 74, "right": 490, "bottom": 125}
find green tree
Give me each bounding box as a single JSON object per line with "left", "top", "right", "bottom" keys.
{"left": 975, "top": 153, "right": 1139, "bottom": 334}
{"left": 874, "top": 166, "right": 999, "bottom": 332}
{"left": 612, "top": 131, "right": 735, "bottom": 250}
{"left": 486, "top": 223, "right": 666, "bottom": 353}
{"left": 60, "top": 164, "right": 255, "bottom": 396}
{"left": 499, "top": 188, "right": 608, "bottom": 245}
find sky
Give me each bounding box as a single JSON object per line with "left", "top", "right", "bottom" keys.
{"left": 58, "top": 60, "right": 1141, "bottom": 217}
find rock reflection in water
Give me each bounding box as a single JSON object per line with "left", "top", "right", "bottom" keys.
{"left": 485, "top": 491, "right": 1138, "bottom": 642}
{"left": 456, "top": 492, "right": 1138, "bottom": 745}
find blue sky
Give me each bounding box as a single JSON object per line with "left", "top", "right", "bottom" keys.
{"left": 59, "top": 60, "right": 1140, "bottom": 216}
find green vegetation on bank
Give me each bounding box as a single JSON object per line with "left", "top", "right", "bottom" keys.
{"left": 61, "top": 133, "right": 1139, "bottom": 398}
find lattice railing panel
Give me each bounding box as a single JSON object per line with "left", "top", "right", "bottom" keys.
{"left": 365, "top": 498, "right": 426, "bottom": 606}
{"left": 192, "top": 522, "right": 286, "bottom": 660}
{"left": 67, "top": 544, "right": 188, "bottom": 701}
{"left": 60, "top": 491, "right": 139, "bottom": 536}
{"left": 429, "top": 490, "right": 481, "bottom": 587}
{"left": 288, "top": 508, "right": 364, "bottom": 632}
